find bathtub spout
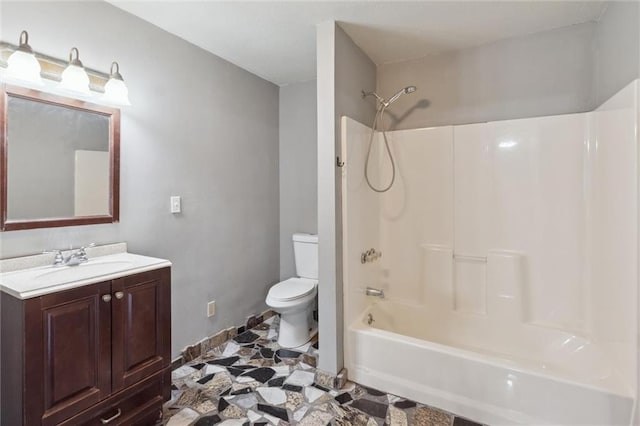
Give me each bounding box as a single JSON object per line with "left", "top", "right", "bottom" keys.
{"left": 365, "top": 287, "right": 385, "bottom": 298}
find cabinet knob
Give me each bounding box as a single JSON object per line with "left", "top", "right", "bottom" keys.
{"left": 102, "top": 294, "right": 112, "bottom": 303}
{"left": 114, "top": 291, "right": 124, "bottom": 300}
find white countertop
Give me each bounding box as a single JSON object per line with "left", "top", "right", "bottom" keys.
{"left": 0, "top": 252, "right": 171, "bottom": 300}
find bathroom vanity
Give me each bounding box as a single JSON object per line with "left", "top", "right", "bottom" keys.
{"left": 0, "top": 247, "right": 171, "bottom": 426}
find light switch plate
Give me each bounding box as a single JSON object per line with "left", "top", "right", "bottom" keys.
{"left": 207, "top": 300, "right": 216, "bottom": 317}
{"left": 170, "top": 196, "right": 181, "bottom": 213}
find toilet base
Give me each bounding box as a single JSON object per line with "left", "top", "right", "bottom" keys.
{"left": 278, "top": 309, "right": 315, "bottom": 348}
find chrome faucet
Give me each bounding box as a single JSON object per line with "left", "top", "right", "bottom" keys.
{"left": 365, "top": 286, "right": 385, "bottom": 298}
{"left": 44, "top": 243, "right": 95, "bottom": 266}
{"left": 65, "top": 246, "right": 90, "bottom": 266}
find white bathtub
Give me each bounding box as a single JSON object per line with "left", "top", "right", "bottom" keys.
{"left": 345, "top": 300, "right": 634, "bottom": 425}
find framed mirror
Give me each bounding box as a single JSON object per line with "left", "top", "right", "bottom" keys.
{"left": 0, "top": 84, "right": 120, "bottom": 231}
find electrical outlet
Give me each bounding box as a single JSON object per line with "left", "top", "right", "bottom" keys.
{"left": 207, "top": 300, "right": 216, "bottom": 317}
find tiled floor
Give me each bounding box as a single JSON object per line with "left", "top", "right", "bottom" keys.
{"left": 164, "top": 316, "right": 484, "bottom": 426}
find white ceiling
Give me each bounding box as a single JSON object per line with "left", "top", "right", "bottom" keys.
{"left": 108, "top": 1, "right": 608, "bottom": 86}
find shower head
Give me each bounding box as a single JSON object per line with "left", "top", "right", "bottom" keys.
{"left": 387, "top": 86, "right": 417, "bottom": 105}
{"left": 362, "top": 85, "right": 417, "bottom": 108}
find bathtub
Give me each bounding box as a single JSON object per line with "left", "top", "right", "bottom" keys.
{"left": 345, "top": 300, "right": 634, "bottom": 425}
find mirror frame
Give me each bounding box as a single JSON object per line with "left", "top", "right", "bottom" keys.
{"left": 0, "top": 84, "right": 120, "bottom": 231}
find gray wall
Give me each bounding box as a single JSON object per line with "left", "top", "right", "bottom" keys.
{"left": 594, "top": 1, "right": 640, "bottom": 106}
{"left": 316, "top": 21, "right": 376, "bottom": 373}
{"left": 279, "top": 80, "right": 318, "bottom": 279}
{"left": 335, "top": 26, "right": 377, "bottom": 130}
{"left": 0, "top": 1, "right": 280, "bottom": 359}
{"left": 377, "top": 22, "right": 597, "bottom": 130}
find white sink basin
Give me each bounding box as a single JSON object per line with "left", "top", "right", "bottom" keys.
{"left": 34, "top": 260, "right": 135, "bottom": 282}
{"left": 0, "top": 252, "right": 171, "bottom": 300}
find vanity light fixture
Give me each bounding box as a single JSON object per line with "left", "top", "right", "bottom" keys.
{"left": 59, "top": 47, "right": 91, "bottom": 95}
{"left": 102, "top": 61, "right": 131, "bottom": 106}
{"left": 5, "top": 30, "right": 43, "bottom": 85}
{"left": 1, "top": 33, "right": 131, "bottom": 107}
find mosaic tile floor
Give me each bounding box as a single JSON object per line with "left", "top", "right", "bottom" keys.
{"left": 165, "top": 316, "right": 484, "bottom": 426}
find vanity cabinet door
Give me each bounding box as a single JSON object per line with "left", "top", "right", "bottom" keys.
{"left": 111, "top": 267, "right": 171, "bottom": 392}
{"left": 27, "top": 281, "right": 113, "bottom": 426}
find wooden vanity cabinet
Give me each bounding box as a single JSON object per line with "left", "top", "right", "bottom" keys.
{"left": 1, "top": 267, "right": 171, "bottom": 426}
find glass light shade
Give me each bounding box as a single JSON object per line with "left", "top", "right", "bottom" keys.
{"left": 103, "top": 77, "right": 131, "bottom": 106}
{"left": 59, "top": 64, "right": 91, "bottom": 95}
{"left": 58, "top": 47, "right": 91, "bottom": 95}
{"left": 4, "top": 31, "right": 43, "bottom": 86}
{"left": 6, "top": 50, "right": 43, "bottom": 85}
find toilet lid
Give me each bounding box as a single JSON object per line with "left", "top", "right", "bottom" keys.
{"left": 268, "top": 278, "right": 316, "bottom": 301}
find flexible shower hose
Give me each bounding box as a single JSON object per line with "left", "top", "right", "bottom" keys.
{"left": 365, "top": 104, "right": 396, "bottom": 193}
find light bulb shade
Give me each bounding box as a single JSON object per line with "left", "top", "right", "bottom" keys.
{"left": 58, "top": 47, "right": 91, "bottom": 95}
{"left": 4, "top": 31, "right": 42, "bottom": 85}
{"left": 5, "top": 50, "right": 43, "bottom": 85}
{"left": 103, "top": 78, "right": 131, "bottom": 106}
{"left": 102, "top": 62, "right": 130, "bottom": 106}
{"left": 59, "top": 64, "right": 91, "bottom": 95}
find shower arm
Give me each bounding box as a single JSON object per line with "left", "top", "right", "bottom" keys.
{"left": 361, "top": 90, "right": 388, "bottom": 108}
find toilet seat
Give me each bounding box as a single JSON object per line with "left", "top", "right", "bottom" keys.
{"left": 268, "top": 278, "right": 317, "bottom": 302}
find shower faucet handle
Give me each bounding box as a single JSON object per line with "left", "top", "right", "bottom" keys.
{"left": 361, "top": 248, "right": 382, "bottom": 264}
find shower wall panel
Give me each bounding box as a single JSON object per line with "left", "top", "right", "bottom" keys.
{"left": 379, "top": 127, "right": 454, "bottom": 303}
{"left": 489, "top": 115, "right": 587, "bottom": 331}
{"left": 454, "top": 116, "right": 587, "bottom": 330}
{"left": 341, "top": 117, "right": 381, "bottom": 327}
{"left": 375, "top": 115, "right": 588, "bottom": 332}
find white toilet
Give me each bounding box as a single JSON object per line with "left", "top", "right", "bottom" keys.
{"left": 266, "top": 233, "right": 318, "bottom": 348}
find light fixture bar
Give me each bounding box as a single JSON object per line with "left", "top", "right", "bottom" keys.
{"left": 0, "top": 39, "right": 131, "bottom": 106}
{"left": 0, "top": 41, "right": 110, "bottom": 92}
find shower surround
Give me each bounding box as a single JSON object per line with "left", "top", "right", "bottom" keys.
{"left": 342, "top": 81, "right": 639, "bottom": 425}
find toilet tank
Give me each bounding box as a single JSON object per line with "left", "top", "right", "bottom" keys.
{"left": 293, "top": 233, "right": 318, "bottom": 280}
